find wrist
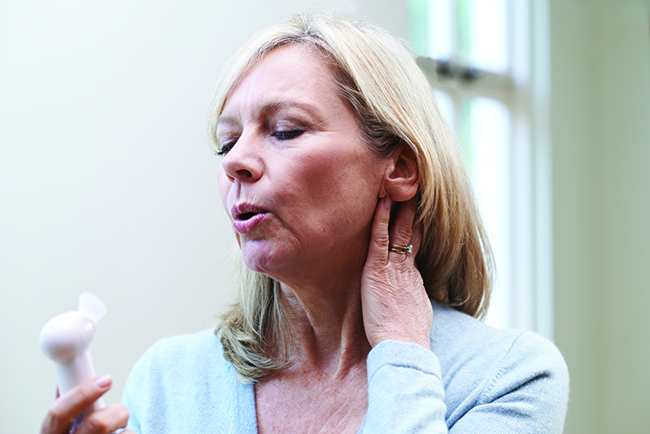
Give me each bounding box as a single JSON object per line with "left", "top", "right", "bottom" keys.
{"left": 368, "top": 331, "right": 431, "bottom": 351}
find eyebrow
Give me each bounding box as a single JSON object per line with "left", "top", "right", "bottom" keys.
{"left": 216, "top": 100, "right": 322, "bottom": 127}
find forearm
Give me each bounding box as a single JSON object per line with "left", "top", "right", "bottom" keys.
{"left": 361, "top": 340, "right": 448, "bottom": 433}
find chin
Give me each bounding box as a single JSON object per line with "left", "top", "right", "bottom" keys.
{"left": 240, "top": 244, "right": 284, "bottom": 276}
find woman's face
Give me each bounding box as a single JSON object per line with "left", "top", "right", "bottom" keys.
{"left": 216, "top": 45, "right": 387, "bottom": 284}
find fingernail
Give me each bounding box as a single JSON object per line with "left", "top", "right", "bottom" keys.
{"left": 383, "top": 195, "right": 391, "bottom": 209}
{"left": 94, "top": 375, "right": 112, "bottom": 390}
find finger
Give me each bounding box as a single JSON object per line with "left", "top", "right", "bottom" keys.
{"left": 367, "top": 195, "right": 392, "bottom": 267}
{"left": 74, "top": 404, "right": 130, "bottom": 434}
{"left": 410, "top": 220, "right": 423, "bottom": 255}
{"left": 42, "top": 376, "right": 112, "bottom": 434}
{"left": 388, "top": 197, "right": 418, "bottom": 258}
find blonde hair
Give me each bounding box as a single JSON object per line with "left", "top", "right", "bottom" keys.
{"left": 209, "top": 12, "right": 494, "bottom": 382}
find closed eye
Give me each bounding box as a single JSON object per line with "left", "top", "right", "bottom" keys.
{"left": 216, "top": 141, "right": 236, "bottom": 156}
{"left": 272, "top": 130, "right": 304, "bottom": 140}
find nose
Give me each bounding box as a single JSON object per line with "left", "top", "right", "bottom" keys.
{"left": 220, "top": 132, "right": 263, "bottom": 184}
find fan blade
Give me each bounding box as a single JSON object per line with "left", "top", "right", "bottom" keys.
{"left": 78, "top": 292, "right": 107, "bottom": 324}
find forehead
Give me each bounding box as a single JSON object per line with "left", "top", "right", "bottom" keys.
{"left": 219, "top": 45, "right": 343, "bottom": 119}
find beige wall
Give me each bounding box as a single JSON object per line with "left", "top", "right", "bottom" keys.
{"left": 551, "top": 1, "right": 650, "bottom": 432}
{"left": 0, "top": 1, "right": 407, "bottom": 432}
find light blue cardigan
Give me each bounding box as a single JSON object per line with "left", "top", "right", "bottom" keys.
{"left": 122, "top": 301, "right": 569, "bottom": 433}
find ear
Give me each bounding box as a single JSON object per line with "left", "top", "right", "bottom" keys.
{"left": 378, "top": 144, "right": 419, "bottom": 202}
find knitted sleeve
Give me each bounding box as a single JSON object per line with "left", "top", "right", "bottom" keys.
{"left": 361, "top": 340, "right": 448, "bottom": 433}
{"left": 447, "top": 331, "right": 569, "bottom": 433}
{"left": 361, "top": 332, "right": 569, "bottom": 433}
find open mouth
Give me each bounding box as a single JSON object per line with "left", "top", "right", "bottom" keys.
{"left": 232, "top": 203, "right": 268, "bottom": 221}
{"left": 231, "top": 204, "right": 268, "bottom": 234}
{"left": 237, "top": 212, "right": 258, "bottom": 221}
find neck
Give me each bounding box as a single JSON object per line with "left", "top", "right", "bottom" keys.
{"left": 277, "top": 276, "right": 371, "bottom": 377}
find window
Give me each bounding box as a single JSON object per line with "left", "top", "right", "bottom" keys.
{"left": 409, "top": 0, "right": 552, "bottom": 337}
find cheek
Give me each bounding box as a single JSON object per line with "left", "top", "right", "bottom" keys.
{"left": 290, "top": 150, "right": 383, "bottom": 216}
{"left": 286, "top": 157, "right": 350, "bottom": 210}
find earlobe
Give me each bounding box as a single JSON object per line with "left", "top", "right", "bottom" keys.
{"left": 380, "top": 144, "right": 419, "bottom": 202}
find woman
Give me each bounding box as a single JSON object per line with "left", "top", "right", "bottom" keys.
{"left": 41, "top": 12, "right": 569, "bottom": 434}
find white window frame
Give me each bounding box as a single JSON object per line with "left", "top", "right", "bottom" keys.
{"left": 414, "top": 0, "right": 552, "bottom": 338}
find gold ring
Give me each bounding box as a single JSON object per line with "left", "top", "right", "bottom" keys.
{"left": 388, "top": 244, "right": 413, "bottom": 255}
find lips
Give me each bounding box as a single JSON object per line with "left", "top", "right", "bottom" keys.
{"left": 231, "top": 203, "right": 269, "bottom": 234}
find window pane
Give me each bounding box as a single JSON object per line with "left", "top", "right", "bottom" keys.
{"left": 432, "top": 89, "right": 454, "bottom": 130}
{"left": 427, "top": 0, "right": 453, "bottom": 60}
{"left": 408, "top": 0, "right": 430, "bottom": 55}
{"left": 460, "top": 97, "right": 511, "bottom": 328}
{"left": 457, "top": 0, "right": 509, "bottom": 72}
{"left": 408, "top": 0, "right": 453, "bottom": 59}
